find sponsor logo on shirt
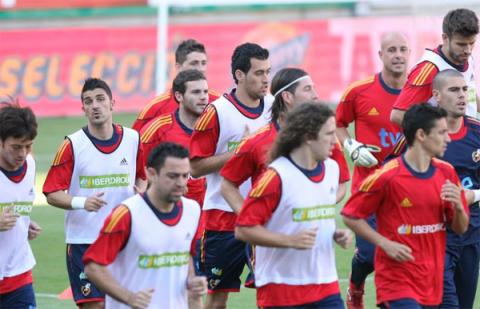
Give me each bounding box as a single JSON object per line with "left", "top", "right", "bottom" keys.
{"left": 227, "top": 141, "right": 241, "bottom": 152}
{"left": 0, "top": 202, "right": 33, "bottom": 215}
{"left": 368, "top": 107, "right": 379, "bottom": 116}
{"left": 120, "top": 158, "right": 128, "bottom": 166}
{"left": 292, "top": 205, "right": 335, "bottom": 222}
{"left": 79, "top": 174, "right": 130, "bottom": 188}
{"left": 400, "top": 197, "right": 413, "bottom": 208}
{"left": 397, "top": 223, "right": 445, "bottom": 235}
{"left": 138, "top": 252, "right": 189, "bottom": 269}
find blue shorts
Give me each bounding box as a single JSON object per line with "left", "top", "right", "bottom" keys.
{"left": 380, "top": 298, "right": 438, "bottom": 309}
{"left": 66, "top": 244, "right": 105, "bottom": 305}
{"left": 440, "top": 241, "right": 480, "bottom": 309}
{"left": 263, "top": 293, "right": 344, "bottom": 308}
{"left": 354, "top": 215, "right": 376, "bottom": 265}
{"left": 200, "top": 230, "right": 248, "bottom": 293}
{"left": 0, "top": 283, "right": 36, "bottom": 309}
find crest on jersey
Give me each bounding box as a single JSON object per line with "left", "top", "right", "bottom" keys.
{"left": 81, "top": 283, "right": 91, "bottom": 296}
{"left": 472, "top": 149, "right": 480, "bottom": 162}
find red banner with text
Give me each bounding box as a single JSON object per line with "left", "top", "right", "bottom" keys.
{"left": 0, "top": 16, "right": 474, "bottom": 117}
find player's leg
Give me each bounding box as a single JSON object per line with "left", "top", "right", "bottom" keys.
{"left": 201, "top": 230, "right": 247, "bottom": 309}
{"left": 439, "top": 244, "right": 460, "bottom": 309}
{"left": 66, "top": 244, "right": 105, "bottom": 309}
{"left": 347, "top": 216, "right": 375, "bottom": 309}
{"left": 455, "top": 242, "right": 480, "bottom": 309}
{"left": 0, "top": 283, "right": 36, "bottom": 309}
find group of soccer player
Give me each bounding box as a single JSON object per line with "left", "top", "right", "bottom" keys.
{"left": 1, "top": 6, "right": 480, "bottom": 309}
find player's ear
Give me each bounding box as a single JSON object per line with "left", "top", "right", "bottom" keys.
{"left": 235, "top": 69, "right": 245, "bottom": 84}
{"left": 441, "top": 33, "right": 449, "bottom": 45}
{"left": 432, "top": 89, "right": 440, "bottom": 101}
{"left": 174, "top": 91, "right": 183, "bottom": 103}
{"left": 146, "top": 166, "right": 158, "bottom": 181}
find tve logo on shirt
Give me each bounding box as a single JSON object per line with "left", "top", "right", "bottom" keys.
{"left": 79, "top": 174, "right": 130, "bottom": 188}
{"left": 379, "top": 128, "right": 401, "bottom": 148}
{"left": 292, "top": 205, "right": 335, "bottom": 222}
{"left": 138, "top": 252, "right": 189, "bottom": 269}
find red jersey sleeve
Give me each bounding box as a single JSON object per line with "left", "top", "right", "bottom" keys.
{"left": 132, "top": 91, "right": 172, "bottom": 132}
{"left": 135, "top": 141, "right": 146, "bottom": 181}
{"left": 220, "top": 137, "right": 257, "bottom": 186}
{"left": 83, "top": 205, "right": 131, "bottom": 266}
{"left": 139, "top": 115, "right": 173, "bottom": 165}
{"left": 237, "top": 169, "right": 282, "bottom": 226}
{"left": 341, "top": 166, "right": 389, "bottom": 219}
{"left": 189, "top": 105, "right": 220, "bottom": 159}
{"left": 42, "top": 139, "right": 74, "bottom": 195}
{"left": 330, "top": 141, "right": 350, "bottom": 183}
{"left": 336, "top": 83, "right": 358, "bottom": 128}
{"left": 393, "top": 62, "right": 439, "bottom": 111}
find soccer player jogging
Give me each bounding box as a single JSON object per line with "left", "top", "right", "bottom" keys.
{"left": 83, "top": 143, "right": 207, "bottom": 309}
{"left": 391, "top": 8, "right": 479, "bottom": 125}
{"left": 221, "top": 67, "right": 350, "bottom": 215}
{"left": 140, "top": 69, "right": 208, "bottom": 206}
{"left": 0, "top": 102, "right": 41, "bottom": 309}
{"left": 189, "top": 42, "right": 272, "bottom": 309}
{"left": 342, "top": 103, "right": 469, "bottom": 309}
{"left": 428, "top": 70, "right": 480, "bottom": 309}
{"left": 236, "top": 103, "right": 352, "bottom": 308}
{"left": 132, "top": 39, "right": 220, "bottom": 132}
{"left": 335, "top": 32, "right": 410, "bottom": 308}
{"left": 43, "top": 78, "right": 147, "bottom": 309}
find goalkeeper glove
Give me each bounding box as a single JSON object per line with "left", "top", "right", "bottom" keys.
{"left": 343, "top": 138, "right": 380, "bottom": 167}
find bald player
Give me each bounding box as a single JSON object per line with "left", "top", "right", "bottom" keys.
{"left": 336, "top": 32, "right": 410, "bottom": 309}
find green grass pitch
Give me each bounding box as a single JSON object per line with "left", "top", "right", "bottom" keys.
{"left": 30, "top": 113, "right": 479, "bottom": 308}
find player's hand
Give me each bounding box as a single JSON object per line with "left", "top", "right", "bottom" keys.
{"left": 127, "top": 288, "right": 154, "bottom": 309}
{"left": 380, "top": 239, "right": 414, "bottom": 262}
{"left": 441, "top": 180, "right": 463, "bottom": 211}
{"left": 343, "top": 138, "right": 380, "bottom": 167}
{"left": 84, "top": 192, "right": 107, "bottom": 212}
{"left": 187, "top": 275, "right": 207, "bottom": 297}
{"left": 28, "top": 220, "right": 42, "bottom": 240}
{"left": 289, "top": 227, "right": 318, "bottom": 249}
{"left": 333, "top": 228, "right": 353, "bottom": 249}
{"left": 0, "top": 206, "right": 19, "bottom": 231}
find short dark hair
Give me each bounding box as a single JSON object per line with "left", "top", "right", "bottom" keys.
{"left": 231, "top": 43, "right": 269, "bottom": 84}
{"left": 403, "top": 103, "right": 447, "bottom": 146}
{"left": 175, "top": 39, "right": 206, "bottom": 65}
{"left": 432, "top": 69, "right": 464, "bottom": 91}
{"left": 0, "top": 100, "right": 37, "bottom": 142}
{"left": 443, "top": 8, "right": 479, "bottom": 38}
{"left": 270, "top": 103, "right": 334, "bottom": 161}
{"left": 81, "top": 78, "right": 112, "bottom": 101}
{"left": 270, "top": 68, "right": 308, "bottom": 122}
{"left": 172, "top": 69, "right": 206, "bottom": 95}
{"left": 147, "top": 142, "right": 189, "bottom": 171}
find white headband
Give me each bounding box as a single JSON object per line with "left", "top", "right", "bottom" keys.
{"left": 273, "top": 75, "right": 310, "bottom": 97}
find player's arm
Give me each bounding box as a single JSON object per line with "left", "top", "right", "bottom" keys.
{"left": 343, "top": 216, "right": 413, "bottom": 262}
{"left": 84, "top": 206, "right": 154, "bottom": 308}
{"left": 85, "top": 262, "right": 153, "bottom": 308}
{"left": 220, "top": 178, "right": 243, "bottom": 214}
{"left": 391, "top": 62, "right": 438, "bottom": 125}
{"left": 43, "top": 139, "right": 107, "bottom": 211}
{"left": 134, "top": 139, "right": 147, "bottom": 193}
{"left": 235, "top": 169, "right": 316, "bottom": 249}
{"left": 341, "top": 170, "right": 413, "bottom": 262}
{"left": 190, "top": 105, "right": 233, "bottom": 178}
{"left": 442, "top": 180, "right": 469, "bottom": 234}
{"left": 337, "top": 183, "right": 347, "bottom": 204}
{"left": 186, "top": 256, "right": 207, "bottom": 309}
